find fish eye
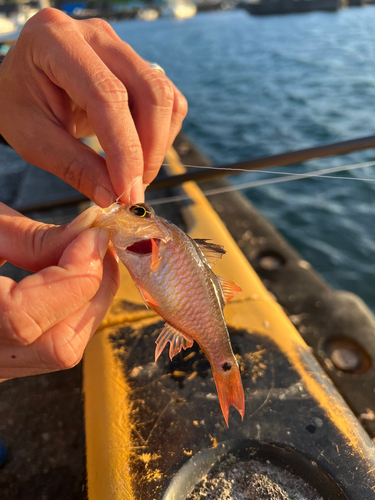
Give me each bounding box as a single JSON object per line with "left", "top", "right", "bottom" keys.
{"left": 130, "top": 204, "right": 152, "bottom": 218}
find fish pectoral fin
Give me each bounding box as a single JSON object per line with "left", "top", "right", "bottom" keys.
{"left": 155, "top": 323, "right": 194, "bottom": 362}
{"left": 136, "top": 283, "right": 160, "bottom": 309}
{"left": 217, "top": 276, "right": 242, "bottom": 303}
{"left": 193, "top": 239, "right": 226, "bottom": 266}
{"left": 150, "top": 238, "right": 161, "bottom": 271}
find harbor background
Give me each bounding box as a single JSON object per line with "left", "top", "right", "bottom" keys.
{"left": 117, "top": 7, "right": 375, "bottom": 311}
{"left": 1, "top": 7, "right": 375, "bottom": 499}
{"left": 2, "top": 6, "right": 375, "bottom": 310}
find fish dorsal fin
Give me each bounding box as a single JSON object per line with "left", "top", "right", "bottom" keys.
{"left": 218, "top": 276, "right": 242, "bottom": 303}
{"left": 155, "top": 323, "right": 194, "bottom": 362}
{"left": 194, "top": 239, "right": 226, "bottom": 266}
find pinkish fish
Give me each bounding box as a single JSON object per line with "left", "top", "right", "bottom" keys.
{"left": 94, "top": 202, "right": 245, "bottom": 425}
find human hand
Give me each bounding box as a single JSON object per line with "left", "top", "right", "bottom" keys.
{"left": 0, "top": 204, "right": 120, "bottom": 380}
{"left": 0, "top": 8, "right": 188, "bottom": 207}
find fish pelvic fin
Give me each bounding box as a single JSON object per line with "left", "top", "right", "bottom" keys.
{"left": 135, "top": 282, "right": 160, "bottom": 309}
{"left": 194, "top": 239, "right": 226, "bottom": 266}
{"left": 217, "top": 276, "right": 242, "bottom": 303}
{"left": 155, "top": 323, "right": 194, "bottom": 362}
{"left": 212, "top": 363, "right": 245, "bottom": 427}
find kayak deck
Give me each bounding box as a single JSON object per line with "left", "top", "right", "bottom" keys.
{"left": 84, "top": 146, "right": 375, "bottom": 500}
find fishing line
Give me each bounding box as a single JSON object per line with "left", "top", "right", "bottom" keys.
{"left": 148, "top": 160, "right": 375, "bottom": 206}
{"left": 162, "top": 159, "right": 375, "bottom": 178}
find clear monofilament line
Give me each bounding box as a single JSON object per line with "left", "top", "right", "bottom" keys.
{"left": 148, "top": 160, "right": 375, "bottom": 206}
{"left": 162, "top": 159, "right": 375, "bottom": 178}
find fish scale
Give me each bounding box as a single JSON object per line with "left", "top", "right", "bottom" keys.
{"left": 148, "top": 238, "right": 228, "bottom": 350}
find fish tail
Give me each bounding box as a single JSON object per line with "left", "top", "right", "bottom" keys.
{"left": 212, "top": 364, "right": 245, "bottom": 427}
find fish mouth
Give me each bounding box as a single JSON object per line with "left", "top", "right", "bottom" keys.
{"left": 126, "top": 238, "right": 160, "bottom": 255}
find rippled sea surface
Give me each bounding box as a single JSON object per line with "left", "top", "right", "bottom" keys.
{"left": 114, "top": 8, "right": 375, "bottom": 311}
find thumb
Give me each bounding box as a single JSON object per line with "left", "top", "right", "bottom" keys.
{"left": 0, "top": 204, "right": 103, "bottom": 272}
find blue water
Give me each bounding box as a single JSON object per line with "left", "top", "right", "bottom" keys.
{"left": 112, "top": 8, "right": 375, "bottom": 312}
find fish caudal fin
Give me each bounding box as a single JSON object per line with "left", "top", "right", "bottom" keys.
{"left": 212, "top": 364, "right": 245, "bottom": 426}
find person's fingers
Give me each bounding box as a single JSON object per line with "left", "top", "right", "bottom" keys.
{"left": 14, "top": 121, "right": 115, "bottom": 207}
{"left": 0, "top": 204, "right": 103, "bottom": 272}
{"left": 0, "top": 227, "right": 110, "bottom": 346}
{"left": 25, "top": 9, "right": 145, "bottom": 204}
{"left": 0, "top": 10, "right": 188, "bottom": 204}
{"left": 81, "top": 20, "right": 188, "bottom": 186}
{"left": 166, "top": 88, "right": 189, "bottom": 154}
{"left": 86, "top": 37, "right": 174, "bottom": 185}
{"left": 0, "top": 33, "right": 115, "bottom": 207}
{"left": 0, "top": 9, "right": 188, "bottom": 205}
{"left": 0, "top": 251, "right": 119, "bottom": 379}
{"left": 72, "top": 105, "right": 94, "bottom": 138}
{"left": 38, "top": 249, "right": 120, "bottom": 369}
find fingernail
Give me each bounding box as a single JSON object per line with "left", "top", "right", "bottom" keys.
{"left": 130, "top": 176, "right": 145, "bottom": 205}
{"left": 94, "top": 185, "right": 113, "bottom": 207}
{"left": 67, "top": 206, "right": 103, "bottom": 232}
{"left": 108, "top": 248, "right": 119, "bottom": 263}
{"left": 98, "top": 228, "right": 110, "bottom": 260}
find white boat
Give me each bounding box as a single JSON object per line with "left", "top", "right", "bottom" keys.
{"left": 0, "top": 2, "right": 42, "bottom": 42}
{"left": 161, "top": 0, "right": 197, "bottom": 18}
{"left": 137, "top": 7, "right": 160, "bottom": 21}
{"left": 173, "top": 2, "right": 197, "bottom": 18}
{"left": 13, "top": 6, "right": 39, "bottom": 26}
{"left": 0, "top": 10, "right": 39, "bottom": 47}
{"left": 0, "top": 16, "right": 17, "bottom": 36}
